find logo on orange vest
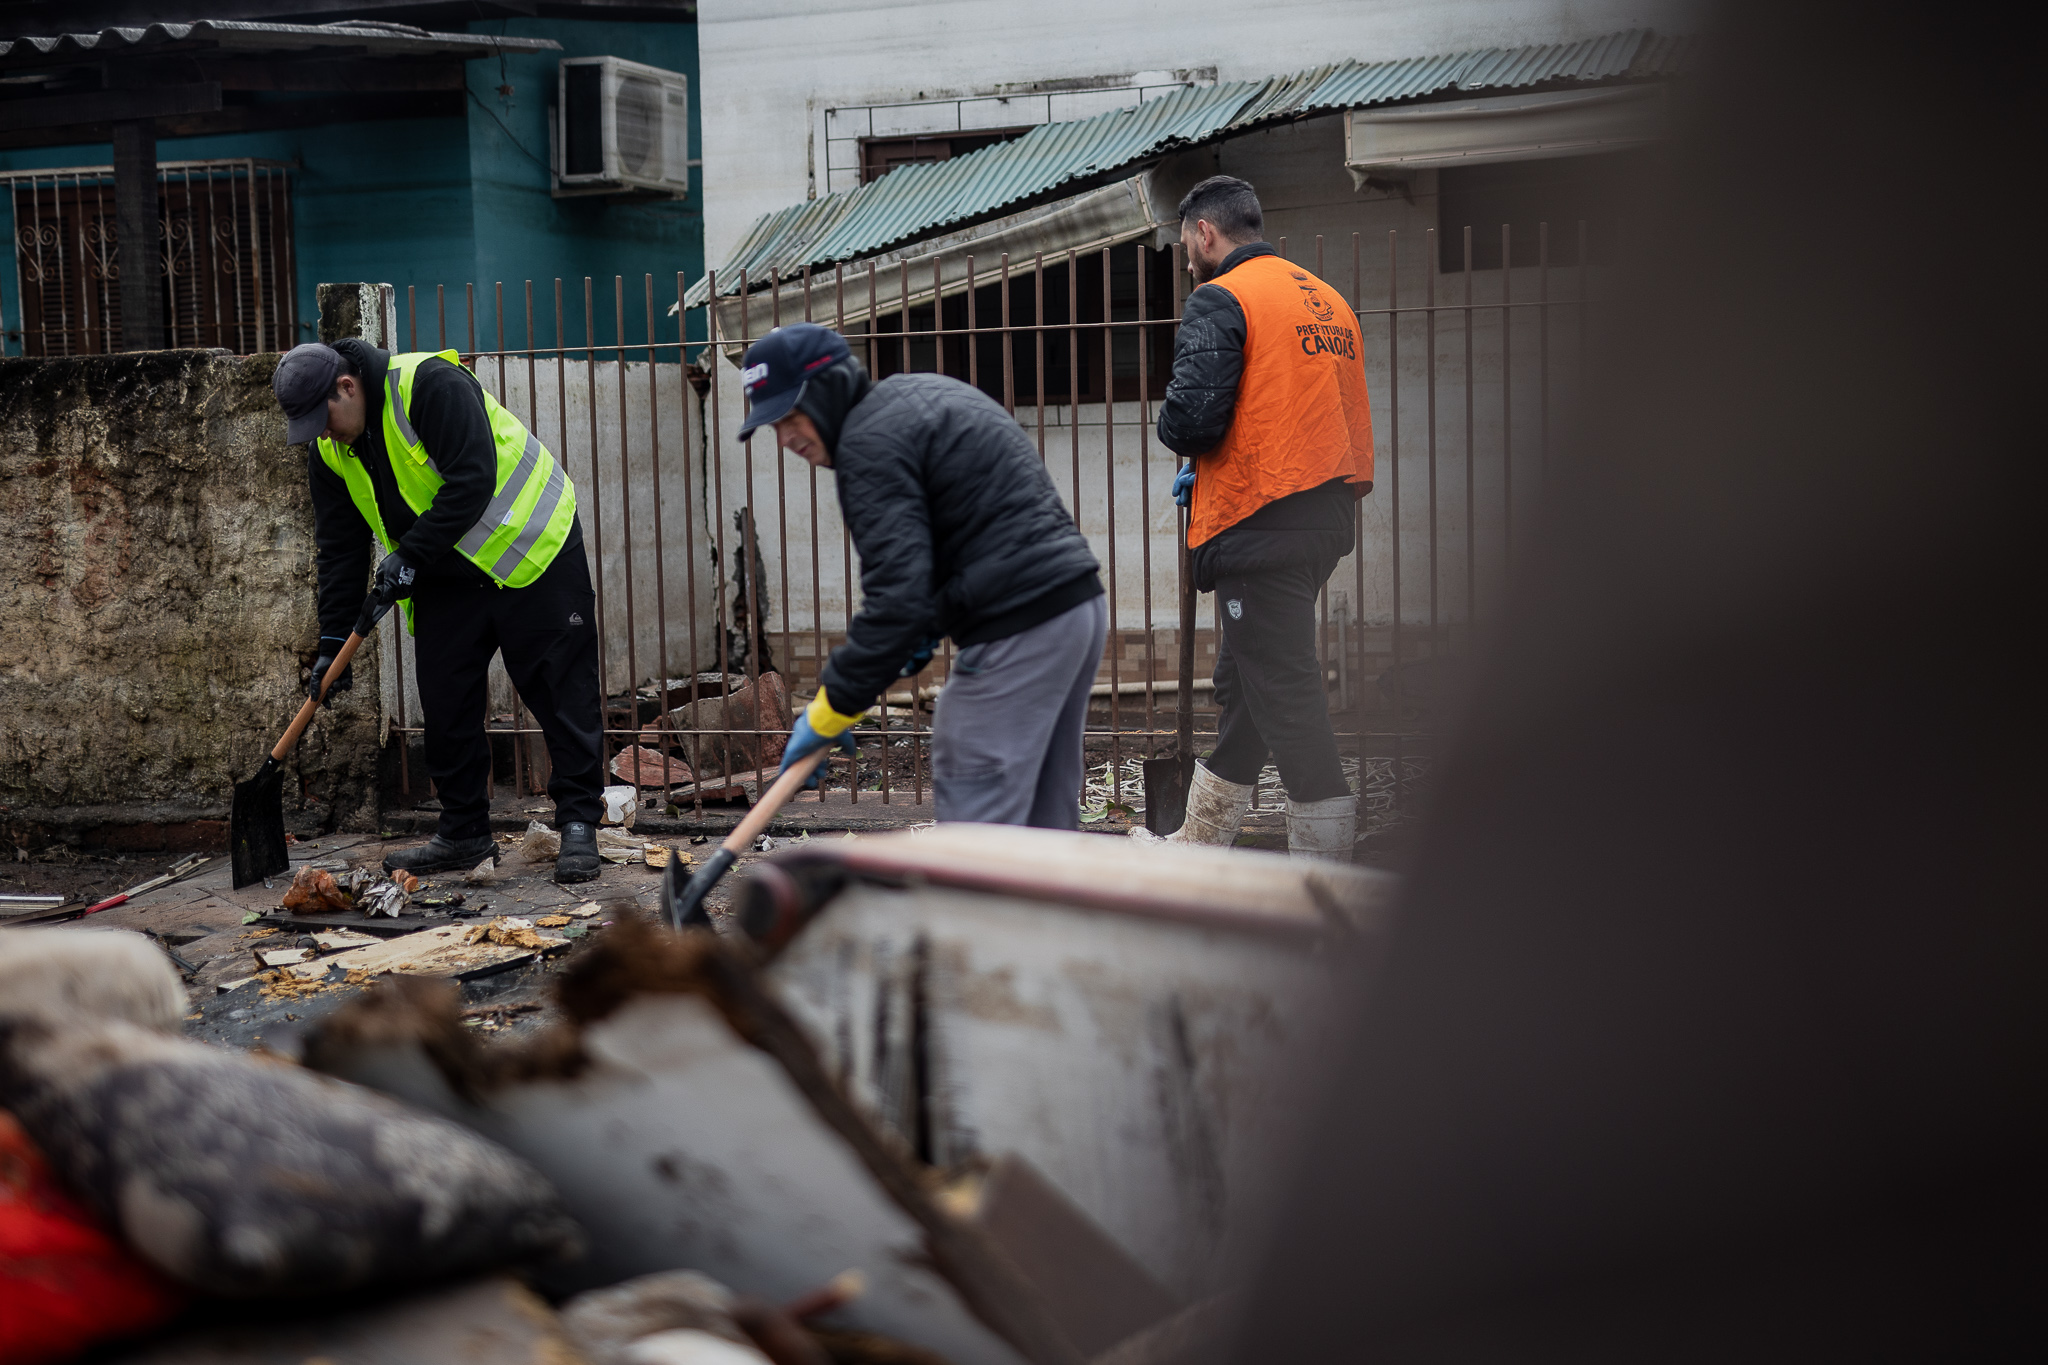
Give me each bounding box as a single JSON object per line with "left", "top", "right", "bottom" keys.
{"left": 1301, "top": 284, "right": 1336, "bottom": 322}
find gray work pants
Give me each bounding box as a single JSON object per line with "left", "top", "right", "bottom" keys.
{"left": 930, "top": 595, "right": 1109, "bottom": 827}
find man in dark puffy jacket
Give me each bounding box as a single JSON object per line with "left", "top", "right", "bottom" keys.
{"left": 744, "top": 324, "right": 1107, "bottom": 827}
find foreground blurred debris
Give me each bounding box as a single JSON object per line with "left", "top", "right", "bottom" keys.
{"left": 303, "top": 825, "right": 1393, "bottom": 1364}
{"left": 0, "top": 929, "right": 584, "bottom": 1305}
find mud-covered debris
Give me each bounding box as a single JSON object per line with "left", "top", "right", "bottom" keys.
{"left": 359, "top": 881, "right": 408, "bottom": 918}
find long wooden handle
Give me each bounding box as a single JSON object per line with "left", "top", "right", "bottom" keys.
{"left": 720, "top": 748, "right": 828, "bottom": 854}
{"left": 270, "top": 630, "right": 368, "bottom": 762}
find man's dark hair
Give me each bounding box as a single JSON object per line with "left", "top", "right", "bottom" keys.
{"left": 1177, "top": 175, "right": 1263, "bottom": 240}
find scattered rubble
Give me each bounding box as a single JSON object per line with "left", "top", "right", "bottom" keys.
{"left": 280, "top": 863, "right": 353, "bottom": 912}
{"left": 613, "top": 744, "right": 697, "bottom": 789}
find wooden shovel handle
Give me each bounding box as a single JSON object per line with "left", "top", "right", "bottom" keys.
{"left": 270, "top": 630, "right": 368, "bottom": 762}
{"left": 720, "top": 748, "right": 828, "bottom": 854}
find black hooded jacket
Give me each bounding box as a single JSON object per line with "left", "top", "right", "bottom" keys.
{"left": 306, "top": 339, "right": 582, "bottom": 639}
{"left": 801, "top": 359, "right": 1102, "bottom": 713}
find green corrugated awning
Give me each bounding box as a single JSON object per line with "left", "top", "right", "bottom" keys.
{"left": 688, "top": 26, "right": 1694, "bottom": 326}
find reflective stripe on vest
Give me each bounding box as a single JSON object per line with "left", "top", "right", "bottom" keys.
{"left": 316, "top": 351, "right": 577, "bottom": 620}
{"left": 1186, "top": 254, "right": 1374, "bottom": 547}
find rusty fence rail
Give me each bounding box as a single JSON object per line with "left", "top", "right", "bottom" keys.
{"left": 165, "top": 216, "right": 1593, "bottom": 826}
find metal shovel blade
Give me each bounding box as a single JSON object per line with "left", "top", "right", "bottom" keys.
{"left": 230, "top": 755, "right": 289, "bottom": 889}
{"left": 1142, "top": 754, "right": 1192, "bottom": 836}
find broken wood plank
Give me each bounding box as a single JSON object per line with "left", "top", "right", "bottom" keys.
{"left": 286, "top": 923, "right": 569, "bottom": 983}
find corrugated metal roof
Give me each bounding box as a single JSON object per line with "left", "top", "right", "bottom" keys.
{"left": 694, "top": 27, "right": 1693, "bottom": 307}
{"left": 0, "top": 20, "right": 560, "bottom": 65}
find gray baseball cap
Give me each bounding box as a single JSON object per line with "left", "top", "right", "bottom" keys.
{"left": 274, "top": 342, "right": 345, "bottom": 444}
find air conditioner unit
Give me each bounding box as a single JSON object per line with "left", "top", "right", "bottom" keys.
{"left": 552, "top": 55, "right": 690, "bottom": 197}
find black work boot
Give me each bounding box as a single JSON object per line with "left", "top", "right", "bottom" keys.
{"left": 383, "top": 833, "right": 497, "bottom": 876}
{"left": 555, "top": 821, "right": 600, "bottom": 884}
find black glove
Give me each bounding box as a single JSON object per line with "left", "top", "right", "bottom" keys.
{"left": 898, "top": 635, "right": 941, "bottom": 678}
{"left": 307, "top": 636, "right": 352, "bottom": 706}
{"left": 371, "top": 551, "right": 418, "bottom": 607}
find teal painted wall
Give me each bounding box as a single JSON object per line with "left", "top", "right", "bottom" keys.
{"left": 1, "top": 16, "right": 699, "bottom": 356}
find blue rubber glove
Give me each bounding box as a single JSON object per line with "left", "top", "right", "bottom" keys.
{"left": 898, "top": 635, "right": 941, "bottom": 678}
{"left": 780, "top": 711, "right": 857, "bottom": 790}
{"left": 1172, "top": 462, "right": 1196, "bottom": 509}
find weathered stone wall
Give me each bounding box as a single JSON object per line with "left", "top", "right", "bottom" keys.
{"left": 0, "top": 350, "right": 382, "bottom": 845}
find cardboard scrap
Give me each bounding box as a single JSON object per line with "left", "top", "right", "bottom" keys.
{"left": 256, "top": 947, "right": 316, "bottom": 968}
{"left": 313, "top": 930, "right": 380, "bottom": 952}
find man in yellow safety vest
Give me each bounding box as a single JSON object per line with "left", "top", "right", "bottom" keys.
{"left": 273, "top": 339, "right": 604, "bottom": 883}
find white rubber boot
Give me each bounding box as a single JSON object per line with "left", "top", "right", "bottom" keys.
{"left": 1286, "top": 794, "right": 1356, "bottom": 861}
{"left": 1131, "top": 761, "right": 1254, "bottom": 847}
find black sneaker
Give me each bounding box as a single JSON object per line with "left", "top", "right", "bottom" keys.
{"left": 383, "top": 833, "right": 497, "bottom": 877}
{"left": 555, "top": 821, "right": 600, "bottom": 884}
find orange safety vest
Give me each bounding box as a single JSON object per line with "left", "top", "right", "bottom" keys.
{"left": 1186, "top": 253, "right": 1374, "bottom": 547}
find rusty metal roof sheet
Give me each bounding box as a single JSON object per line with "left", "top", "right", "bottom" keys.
{"left": 693, "top": 28, "right": 1693, "bottom": 307}
{"left": 0, "top": 19, "right": 561, "bottom": 66}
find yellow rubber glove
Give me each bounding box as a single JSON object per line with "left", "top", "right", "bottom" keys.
{"left": 805, "top": 687, "right": 864, "bottom": 738}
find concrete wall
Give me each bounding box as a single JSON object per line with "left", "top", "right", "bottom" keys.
{"left": 0, "top": 351, "right": 380, "bottom": 843}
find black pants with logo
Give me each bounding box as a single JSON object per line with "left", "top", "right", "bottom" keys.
{"left": 1205, "top": 558, "right": 1350, "bottom": 803}
{"left": 411, "top": 546, "right": 605, "bottom": 840}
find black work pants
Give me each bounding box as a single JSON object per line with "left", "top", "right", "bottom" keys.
{"left": 1205, "top": 559, "right": 1349, "bottom": 802}
{"left": 411, "top": 546, "right": 604, "bottom": 840}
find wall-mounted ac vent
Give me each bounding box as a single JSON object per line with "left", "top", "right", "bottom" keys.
{"left": 551, "top": 56, "right": 690, "bottom": 198}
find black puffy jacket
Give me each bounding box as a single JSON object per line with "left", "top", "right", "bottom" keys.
{"left": 810, "top": 365, "right": 1102, "bottom": 713}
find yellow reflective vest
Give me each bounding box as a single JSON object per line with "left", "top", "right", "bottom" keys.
{"left": 316, "top": 350, "right": 577, "bottom": 631}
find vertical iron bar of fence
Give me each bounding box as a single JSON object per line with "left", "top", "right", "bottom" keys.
{"left": 1387, "top": 232, "right": 1405, "bottom": 820}
{"left": 1136, "top": 244, "right": 1155, "bottom": 749}
{"left": 897, "top": 260, "right": 910, "bottom": 377}
{"left": 845, "top": 264, "right": 862, "bottom": 802}
{"left": 708, "top": 269, "right": 732, "bottom": 804}
{"left": 1578, "top": 220, "right": 1589, "bottom": 427}
{"left": 1317, "top": 235, "right": 1331, "bottom": 695}
{"left": 280, "top": 170, "right": 298, "bottom": 343}
{"left": 965, "top": 255, "right": 977, "bottom": 391}
{"left": 1000, "top": 252, "right": 1015, "bottom": 413}
{"left": 1067, "top": 249, "right": 1081, "bottom": 520}
{"left": 583, "top": 278, "right": 612, "bottom": 775}
{"left": 677, "top": 271, "right": 702, "bottom": 814}
{"left": 646, "top": 274, "right": 673, "bottom": 794}
{"left": 770, "top": 270, "right": 796, "bottom": 801}
{"left": 1352, "top": 232, "right": 1366, "bottom": 730}
{"left": 803, "top": 269, "right": 827, "bottom": 797}
{"left": 1462, "top": 226, "right": 1475, "bottom": 639}
{"left": 617, "top": 276, "right": 641, "bottom": 751}
{"left": 736, "top": 269, "right": 757, "bottom": 797}
{"left": 514, "top": 281, "right": 537, "bottom": 793}
{"left": 88, "top": 171, "right": 106, "bottom": 353}
{"left": 555, "top": 279, "right": 572, "bottom": 792}
{"left": 1101, "top": 245, "right": 1120, "bottom": 800}
{"left": 1425, "top": 228, "right": 1438, "bottom": 660}
{"left": 247, "top": 162, "right": 266, "bottom": 354}
{"left": 1033, "top": 253, "right": 1047, "bottom": 457}
{"left": 200, "top": 170, "right": 220, "bottom": 350}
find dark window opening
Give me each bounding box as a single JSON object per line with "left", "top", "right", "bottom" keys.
{"left": 1436, "top": 147, "right": 1660, "bottom": 272}
{"left": 850, "top": 243, "right": 1179, "bottom": 406}
{"left": 858, "top": 128, "right": 1032, "bottom": 184}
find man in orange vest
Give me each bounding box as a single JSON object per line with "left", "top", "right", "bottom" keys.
{"left": 1151, "top": 175, "right": 1373, "bottom": 859}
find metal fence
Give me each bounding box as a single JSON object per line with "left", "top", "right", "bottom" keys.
{"left": 365, "top": 217, "right": 1590, "bottom": 833}
{"left": 3, "top": 159, "right": 295, "bottom": 356}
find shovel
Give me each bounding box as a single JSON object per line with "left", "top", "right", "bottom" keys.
{"left": 662, "top": 747, "right": 829, "bottom": 930}
{"left": 230, "top": 598, "right": 392, "bottom": 889}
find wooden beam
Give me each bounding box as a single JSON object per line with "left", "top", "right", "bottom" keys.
{"left": 0, "top": 90, "right": 464, "bottom": 151}
{"left": 0, "top": 82, "right": 221, "bottom": 133}
{"left": 111, "top": 119, "right": 162, "bottom": 351}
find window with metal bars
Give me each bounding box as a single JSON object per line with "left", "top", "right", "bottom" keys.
{"left": 6, "top": 159, "right": 295, "bottom": 357}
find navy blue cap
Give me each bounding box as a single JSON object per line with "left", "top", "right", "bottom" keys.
{"left": 737, "top": 323, "right": 851, "bottom": 439}
{"left": 274, "top": 342, "right": 345, "bottom": 444}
